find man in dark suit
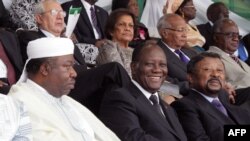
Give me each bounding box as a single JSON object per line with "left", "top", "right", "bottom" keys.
{"left": 62, "top": 0, "right": 108, "bottom": 47}
{"left": 0, "top": 29, "right": 23, "bottom": 94}
{"left": 157, "top": 14, "right": 197, "bottom": 92}
{"left": 197, "top": 2, "right": 229, "bottom": 50}
{"left": 99, "top": 42, "right": 187, "bottom": 141}
{"left": 171, "top": 52, "right": 250, "bottom": 141}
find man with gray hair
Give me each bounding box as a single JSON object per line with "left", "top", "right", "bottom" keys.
{"left": 157, "top": 13, "right": 197, "bottom": 94}
{"left": 8, "top": 37, "right": 120, "bottom": 141}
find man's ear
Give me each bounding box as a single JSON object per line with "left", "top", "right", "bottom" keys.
{"left": 40, "top": 63, "right": 50, "bottom": 76}
{"left": 187, "top": 73, "right": 193, "bottom": 85}
{"left": 35, "top": 14, "right": 42, "bottom": 25}
{"left": 213, "top": 34, "right": 219, "bottom": 43}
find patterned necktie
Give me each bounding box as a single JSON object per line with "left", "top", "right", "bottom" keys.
{"left": 150, "top": 95, "right": 165, "bottom": 117}
{"left": 0, "top": 42, "right": 16, "bottom": 85}
{"left": 230, "top": 54, "right": 244, "bottom": 69}
{"left": 90, "top": 6, "right": 102, "bottom": 38}
{"left": 175, "top": 49, "right": 189, "bottom": 63}
{"left": 211, "top": 99, "right": 228, "bottom": 117}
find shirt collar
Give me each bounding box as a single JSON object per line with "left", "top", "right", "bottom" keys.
{"left": 132, "top": 79, "right": 159, "bottom": 103}
{"left": 191, "top": 88, "right": 218, "bottom": 103}
{"left": 81, "top": 0, "right": 93, "bottom": 10}
{"left": 40, "top": 29, "right": 57, "bottom": 37}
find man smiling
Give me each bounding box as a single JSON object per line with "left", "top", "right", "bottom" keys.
{"left": 99, "top": 42, "right": 187, "bottom": 141}
{"left": 171, "top": 52, "right": 250, "bottom": 141}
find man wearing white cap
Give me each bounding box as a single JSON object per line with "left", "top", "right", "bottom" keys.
{"left": 8, "top": 37, "right": 120, "bottom": 141}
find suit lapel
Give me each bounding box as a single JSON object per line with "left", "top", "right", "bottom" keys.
{"left": 190, "top": 90, "right": 235, "bottom": 124}
{"left": 129, "top": 83, "right": 179, "bottom": 138}
{"left": 158, "top": 40, "right": 186, "bottom": 70}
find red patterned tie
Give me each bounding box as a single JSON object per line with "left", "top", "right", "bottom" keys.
{"left": 0, "top": 42, "right": 16, "bottom": 85}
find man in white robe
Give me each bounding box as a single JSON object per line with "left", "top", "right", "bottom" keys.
{"left": 8, "top": 37, "right": 120, "bottom": 141}
{"left": 0, "top": 94, "right": 32, "bottom": 141}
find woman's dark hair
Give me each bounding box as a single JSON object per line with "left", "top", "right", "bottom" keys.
{"left": 111, "top": 0, "right": 130, "bottom": 11}
{"left": 105, "top": 8, "right": 136, "bottom": 40}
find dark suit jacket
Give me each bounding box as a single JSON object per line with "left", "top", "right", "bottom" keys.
{"left": 171, "top": 89, "right": 250, "bottom": 141}
{"left": 0, "top": 29, "right": 23, "bottom": 93}
{"left": 17, "top": 29, "right": 87, "bottom": 71}
{"left": 0, "top": 0, "right": 10, "bottom": 28}
{"left": 99, "top": 82, "right": 187, "bottom": 141}
{"left": 197, "top": 22, "right": 213, "bottom": 51}
{"left": 62, "top": 0, "right": 108, "bottom": 45}
{"left": 157, "top": 40, "right": 197, "bottom": 83}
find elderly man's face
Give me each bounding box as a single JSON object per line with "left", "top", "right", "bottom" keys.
{"left": 214, "top": 22, "right": 240, "bottom": 55}
{"left": 162, "top": 16, "right": 187, "bottom": 49}
{"left": 132, "top": 46, "right": 167, "bottom": 94}
{"left": 36, "top": 1, "right": 65, "bottom": 36}
{"left": 45, "top": 54, "right": 77, "bottom": 97}
{"left": 188, "top": 57, "right": 226, "bottom": 96}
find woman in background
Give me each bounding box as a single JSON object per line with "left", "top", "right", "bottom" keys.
{"left": 112, "top": 0, "right": 149, "bottom": 48}
{"left": 96, "top": 9, "right": 135, "bottom": 76}
{"left": 175, "top": 0, "right": 206, "bottom": 51}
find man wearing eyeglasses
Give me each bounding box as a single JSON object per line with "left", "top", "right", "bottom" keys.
{"left": 157, "top": 13, "right": 198, "bottom": 95}
{"left": 17, "top": 0, "right": 87, "bottom": 69}
{"left": 207, "top": 18, "right": 250, "bottom": 106}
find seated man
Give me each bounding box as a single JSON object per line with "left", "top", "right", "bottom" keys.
{"left": 157, "top": 13, "right": 198, "bottom": 94}
{"left": 171, "top": 52, "right": 250, "bottom": 141}
{"left": 99, "top": 42, "right": 187, "bottom": 141}
{"left": 207, "top": 18, "right": 250, "bottom": 106}
{"left": 16, "top": 0, "right": 131, "bottom": 114}
{"left": 0, "top": 94, "right": 32, "bottom": 140}
{"left": 8, "top": 37, "right": 120, "bottom": 141}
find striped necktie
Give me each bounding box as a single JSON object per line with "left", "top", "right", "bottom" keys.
{"left": 90, "top": 6, "right": 102, "bottom": 38}
{"left": 175, "top": 49, "right": 189, "bottom": 63}
{"left": 230, "top": 54, "right": 244, "bottom": 69}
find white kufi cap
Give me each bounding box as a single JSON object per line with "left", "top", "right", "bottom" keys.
{"left": 18, "top": 37, "right": 74, "bottom": 83}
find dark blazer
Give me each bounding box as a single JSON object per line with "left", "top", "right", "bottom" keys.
{"left": 62, "top": 0, "right": 108, "bottom": 45}
{"left": 171, "top": 89, "right": 250, "bottom": 141}
{"left": 0, "top": 29, "right": 23, "bottom": 93}
{"left": 197, "top": 22, "right": 213, "bottom": 51}
{"left": 99, "top": 82, "right": 187, "bottom": 141}
{"left": 157, "top": 40, "right": 197, "bottom": 82}
{"left": 17, "top": 29, "right": 87, "bottom": 71}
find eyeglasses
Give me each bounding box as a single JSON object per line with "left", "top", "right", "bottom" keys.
{"left": 42, "top": 9, "right": 66, "bottom": 17}
{"left": 215, "top": 32, "right": 242, "bottom": 39}
{"left": 165, "top": 27, "right": 189, "bottom": 32}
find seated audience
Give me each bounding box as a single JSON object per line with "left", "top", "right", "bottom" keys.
{"left": 157, "top": 13, "right": 197, "bottom": 89}
{"left": 207, "top": 18, "right": 250, "bottom": 89}
{"left": 172, "top": 52, "right": 250, "bottom": 141}
{"left": 96, "top": 9, "right": 135, "bottom": 76}
{"left": 0, "top": 94, "right": 32, "bottom": 140}
{"left": 0, "top": 28, "right": 23, "bottom": 94}
{"left": 17, "top": 0, "right": 86, "bottom": 69}
{"left": 197, "top": 2, "right": 229, "bottom": 50}
{"left": 99, "top": 42, "right": 187, "bottom": 141}
{"left": 8, "top": 37, "right": 120, "bottom": 141}
{"left": 207, "top": 18, "right": 250, "bottom": 107}
{"left": 62, "top": 0, "right": 108, "bottom": 47}
{"left": 112, "top": 0, "right": 150, "bottom": 48}
{"left": 174, "top": 0, "right": 205, "bottom": 51}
